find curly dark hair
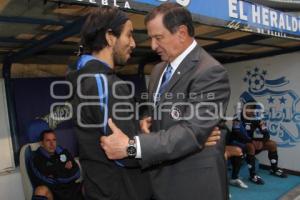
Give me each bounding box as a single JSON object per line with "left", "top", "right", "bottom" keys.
{"left": 81, "top": 6, "right": 129, "bottom": 52}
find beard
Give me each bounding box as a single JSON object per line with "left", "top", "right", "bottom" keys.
{"left": 113, "top": 52, "right": 127, "bottom": 66}
{"left": 113, "top": 44, "right": 128, "bottom": 66}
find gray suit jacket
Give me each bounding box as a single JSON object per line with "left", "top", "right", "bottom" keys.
{"left": 139, "top": 45, "right": 230, "bottom": 200}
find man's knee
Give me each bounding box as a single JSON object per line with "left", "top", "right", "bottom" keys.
{"left": 34, "top": 185, "right": 52, "bottom": 200}
{"left": 225, "top": 146, "right": 243, "bottom": 159}
{"left": 231, "top": 146, "right": 243, "bottom": 156}
{"left": 234, "top": 147, "right": 243, "bottom": 156}
{"left": 265, "top": 140, "right": 277, "bottom": 151}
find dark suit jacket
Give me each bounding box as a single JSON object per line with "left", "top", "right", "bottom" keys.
{"left": 139, "top": 45, "right": 230, "bottom": 200}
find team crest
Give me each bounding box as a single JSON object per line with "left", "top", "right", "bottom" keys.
{"left": 170, "top": 107, "right": 181, "bottom": 120}
{"left": 60, "top": 154, "right": 67, "bottom": 162}
{"left": 240, "top": 67, "right": 300, "bottom": 147}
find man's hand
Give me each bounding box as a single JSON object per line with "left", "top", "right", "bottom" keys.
{"left": 140, "top": 116, "right": 152, "bottom": 134}
{"left": 205, "top": 127, "right": 221, "bottom": 146}
{"left": 100, "top": 118, "right": 129, "bottom": 159}
{"left": 65, "top": 161, "right": 73, "bottom": 169}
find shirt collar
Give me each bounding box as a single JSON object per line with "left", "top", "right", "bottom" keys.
{"left": 169, "top": 40, "right": 197, "bottom": 72}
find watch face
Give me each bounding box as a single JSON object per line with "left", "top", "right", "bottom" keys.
{"left": 127, "top": 146, "right": 136, "bottom": 156}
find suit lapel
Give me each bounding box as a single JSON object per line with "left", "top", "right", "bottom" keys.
{"left": 159, "top": 45, "right": 202, "bottom": 103}
{"left": 149, "top": 63, "right": 168, "bottom": 102}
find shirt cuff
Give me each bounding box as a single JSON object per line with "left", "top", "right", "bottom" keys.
{"left": 134, "top": 136, "right": 142, "bottom": 158}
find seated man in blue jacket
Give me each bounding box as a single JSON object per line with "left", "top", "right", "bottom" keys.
{"left": 232, "top": 103, "right": 287, "bottom": 185}
{"left": 30, "top": 129, "right": 83, "bottom": 200}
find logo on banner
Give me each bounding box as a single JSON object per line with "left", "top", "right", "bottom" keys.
{"left": 157, "top": 0, "right": 191, "bottom": 7}
{"left": 240, "top": 67, "right": 300, "bottom": 148}
{"left": 75, "top": 0, "right": 131, "bottom": 9}
{"left": 73, "top": 0, "right": 191, "bottom": 8}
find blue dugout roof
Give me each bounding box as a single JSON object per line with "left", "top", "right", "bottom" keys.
{"left": 2, "top": 0, "right": 300, "bottom": 64}
{"left": 65, "top": 0, "right": 300, "bottom": 40}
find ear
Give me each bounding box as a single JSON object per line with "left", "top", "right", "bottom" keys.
{"left": 177, "top": 25, "right": 188, "bottom": 42}
{"left": 105, "top": 29, "right": 116, "bottom": 47}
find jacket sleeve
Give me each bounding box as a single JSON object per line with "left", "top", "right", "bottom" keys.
{"left": 139, "top": 64, "right": 230, "bottom": 168}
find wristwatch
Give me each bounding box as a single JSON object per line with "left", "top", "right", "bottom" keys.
{"left": 127, "top": 139, "right": 137, "bottom": 158}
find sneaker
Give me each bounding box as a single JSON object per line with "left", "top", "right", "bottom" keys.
{"left": 229, "top": 178, "right": 248, "bottom": 189}
{"left": 270, "top": 169, "right": 288, "bottom": 178}
{"left": 249, "top": 174, "right": 265, "bottom": 185}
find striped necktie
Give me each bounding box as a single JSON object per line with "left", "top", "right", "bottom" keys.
{"left": 157, "top": 63, "right": 173, "bottom": 98}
